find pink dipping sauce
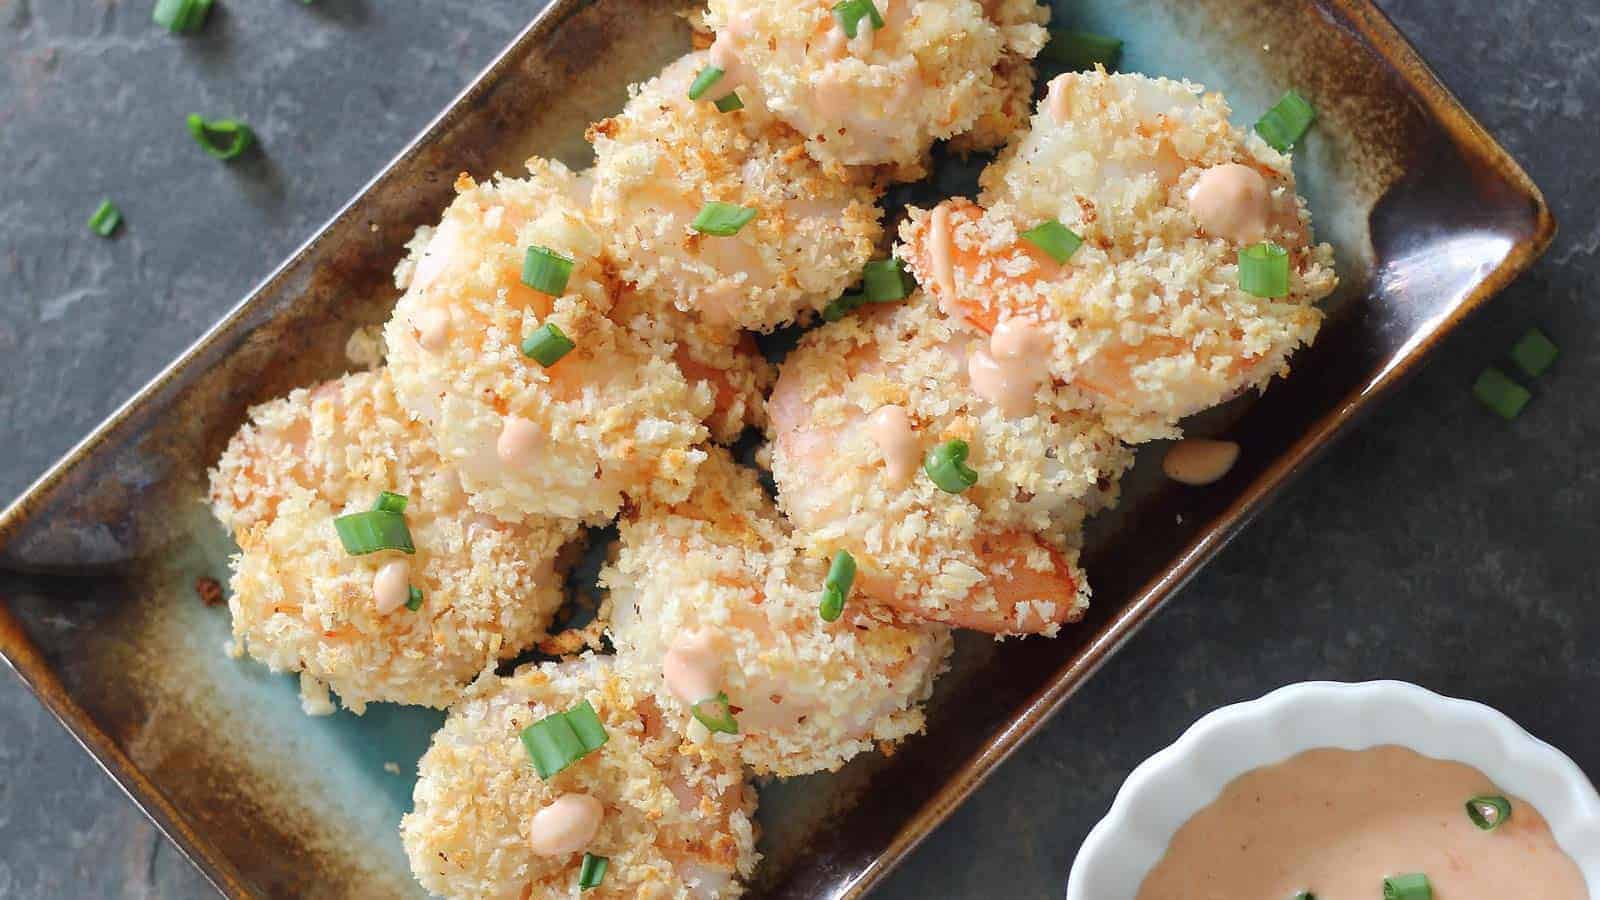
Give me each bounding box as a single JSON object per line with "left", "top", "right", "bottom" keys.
{"left": 867, "top": 405, "right": 920, "bottom": 485}
{"left": 967, "top": 319, "right": 1052, "bottom": 418}
{"left": 1187, "top": 163, "right": 1272, "bottom": 245}
{"left": 1136, "top": 745, "right": 1588, "bottom": 900}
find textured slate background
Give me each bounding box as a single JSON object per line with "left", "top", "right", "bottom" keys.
{"left": 2, "top": 0, "right": 1596, "bottom": 897}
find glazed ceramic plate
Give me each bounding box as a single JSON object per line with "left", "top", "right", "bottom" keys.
{"left": 0, "top": 0, "right": 1551, "bottom": 897}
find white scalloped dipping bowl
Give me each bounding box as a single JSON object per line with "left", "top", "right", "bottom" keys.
{"left": 1067, "top": 681, "right": 1600, "bottom": 898}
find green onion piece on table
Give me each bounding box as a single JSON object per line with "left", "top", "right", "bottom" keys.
{"left": 1510, "top": 328, "right": 1558, "bottom": 378}
{"left": 1238, "top": 241, "right": 1290, "bottom": 298}
{"left": 88, "top": 200, "right": 122, "bottom": 237}
{"left": 152, "top": 0, "right": 213, "bottom": 33}
{"left": 924, "top": 439, "right": 978, "bottom": 494}
{"left": 334, "top": 510, "right": 415, "bottom": 556}
{"left": 522, "top": 323, "right": 576, "bottom": 367}
{"left": 691, "top": 692, "right": 739, "bottom": 734}
{"left": 1021, "top": 220, "right": 1083, "bottom": 265}
{"left": 863, "top": 258, "right": 914, "bottom": 303}
{"left": 1040, "top": 29, "right": 1123, "bottom": 71}
{"left": 687, "top": 66, "right": 725, "bottom": 100}
{"left": 1465, "top": 794, "right": 1512, "bottom": 830}
{"left": 714, "top": 92, "right": 745, "bottom": 113}
{"left": 1472, "top": 367, "right": 1530, "bottom": 420}
{"left": 1255, "top": 89, "right": 1317, "bottom": 152}
{"left": 522, "top": 245, "right": 575, "bottom": 295}
{"left": 819, "top": 549, "right": 856, "bottom": 622}
{"left": 186, "top": 114, "right": 255, "bottom": 161}
{"left": 1383, "top": 873, "right": 1432, "bottom": 900}
{"left": 578, "top": 853, "right": 609, "bottom": 891}
{"left": 406, "top": 586, "right": 425, "bottom": 611}
{"left": 831, "top": 0, "right": 885, "bottom": 39}
{"left": 374, "top": 491, "right": 408, "bottom": 514}
{"left": 692, "top": 202, "right": 757, "bottom": 236}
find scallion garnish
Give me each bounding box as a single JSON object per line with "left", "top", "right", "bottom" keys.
{"left": 831, "top": 0, "right": 884, "bottom": 39}
{"left": 1238, "top": 241, "right": 1290, "bottom": 298}
{"left": 863, "top": 258, "right": 914, "bottom": 304}
{"left": 1021, "top": 220, "right": 1083, "bottom": 265}
{"left": 406, "top": 586, "right": 425, "bottom": 611}
{"left": 692, "top": 201, "right": 757, "bottom": 236}
{"left": 1382, "top": 873, "right": 1432, "bottom": 900}
{"left": 1473, "top": 367, "right": 1530, "bottom": 420}
{"left": 1466, "top": 794, "right": 1512, "bottom": 830}
{"left": 924, "top": 439, "right": 978, "bottom": 493}
{"left": 1040, "top": 29, "right": 1122, "bottom": 71}
{"left": 88, "top": 200, "right": 123, "bottom": 238}
{"left": 687, "top": 66, "right": 726, "bottom": 101}
{"left": 522, "top": 323, "right": 576, "bottom": 367}
{"left": 578, "top": 853, "right": 609, "bottom": 891}
{"left": 152, "top": 0, "right": 213, "bottom": 33}
{"left": 522, "top": 245, "right": 575, "bottom": 296}
{"left": 1255, "top": 89, "right": 1317, "bottom": 153}
{"left": 334, "top": 509, "right": 415, "bottom": 556}
{"left": 691, "top": 692, "right": 739, "bottom": 734}
{"left": 822, "top": 292, "right": 867, "bottom": 322}
{"left": 520, "top": 701, "right": 610, "bottom": 779}
{"left": 374, "top": 491, "right": 409, "bottom": 514}
{"left": 714, "top": 92, "right": 745, "bottom": 113}
{"left": 1510, "top": 328, "right": 1558, "bottom": 378}
{"left": 1292, "top": 893, "right": 1316, "bottom": 900}
{"left": 186, "top": 114, "right": 255, "bottom": 161}
{"left": 819, "top": 549, "right": 856, "bottom": 622}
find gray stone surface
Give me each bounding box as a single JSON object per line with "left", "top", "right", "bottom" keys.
{"left": 1, "top": 0, "right": 1596, "bottom": 897}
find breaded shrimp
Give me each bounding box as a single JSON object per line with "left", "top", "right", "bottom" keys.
{"left": 766, "top": 300, "right": 1131, "bottom": 635}
{"left": 588, "top": 52, "right": 883, "bottom": 332}
{"left": 901, "top": 69, "right": 1338, "bottom": 442}
{"left": 603, "top": 448, "right": 952, "bottom": 776}
{"left": 700, "top": 0, "right": 1047, "bottom": 172}
{"left": 402, "top": 656, "right": 759, "bottom": 899}
{"left": 384, "top": 159, "right": 712, "bottom": 523}
{"left": 207, "top": 369, "right": 579, "bottom": 714}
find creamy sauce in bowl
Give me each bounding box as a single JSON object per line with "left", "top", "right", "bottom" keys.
{"left": 1137, "top": 745, "right": 1589, "bottom": 899}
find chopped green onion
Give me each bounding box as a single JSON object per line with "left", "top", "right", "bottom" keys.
{"left": 152, "top": 0, "right": 213, "bottom": 33}
{"left": 521, "top": 323, "right": 576, "bottom": 367}
{"left": 1254, "top": 89, "right": 1317, "bottom": 153}
{"left": 578, "top": 853, "right": 609, "bottom": 891}
{"left": 333, "top": 510, "right": 415, "bottom": 556}
{"left": 406, "top": 586, "right": 425, "bottom": 611}
{"left": 374, "top": 491, "right": 409, "bottom": 514}
{"left": 1466, "top": 794, "right": 1512, "bottom": 830}
{"left": 1383, "top": 873, "right": 1432, "bottom": 900}
{"left": 186, "top": 114, "right": 255, "bottom": 161}
{"left": 520, "top": 702, "right": 608, "bottom": 779}
{"left": 1040, "top": 29, "right": 1122, "bottom": 71}
{"left": 1238, "top": 241, "right": 1290, "bottom": 298}
{"left": 1291, "top": 893, "right": 1315, "bottom": 900}
{"left": 1021, "top": 220, "right": 1083, "bottom": 265}
{"left": 819, "top": 549, "right": 856, "bottom": 622}
{"left": 822, "top": 292, "right": 867, "bottom": 322}
{"left": 687, "top": 66, "right": 726, "bottom": 101}
{"left": 565, "top": 700, "right": 610, "bottom": 753}
{"left": 691, "top": 692, "right": 739, "bottom": 734}
{"left": 87, "top": 200, "right": 122, "bottom": 238}
{"left": 521, "top": 245, "right": 575, "bottom": 296}
{"left": 692, "top": 202, "right": 757, "bottom": 237}
{"left": 831, "top": 0, "right": 884, "bottom": 39}
{"left": 924, "top": 439, "right": 978, "bottom": 494}
{"left": 1510, "top": 328, "right": 1558, "bottom": 378}
{"left": 714, "top": 92, "right": 745, "bottom": 113}
{"left": 1473, "top": 367, "right": 1530, "bottom": 420}
{"left": 863, "top": 258, "right": 914, "bottom": 304}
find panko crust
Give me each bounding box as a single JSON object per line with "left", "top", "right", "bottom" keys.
{"left": 702, "top": 0, "right": 1048, "bottom": 172}
{"left": 207, "top": 369, "right": 579, "bottom": 713}
{"left": 603, "top": 449, "right": 952, "bottom": 776}
{"left": 384, "top": 159, "right": 712, "bottom": 524}
{"left": 402, "top": 658, "right": 759, "bottom": 899}
{"left": 901, "top": 70, "right": 1337, "bottom": 442}
{"left": 588, "top": 52, "right": 883, "bottom": 332}
{"left": 767, "top": 299, "right": 1131, "bottom": 634}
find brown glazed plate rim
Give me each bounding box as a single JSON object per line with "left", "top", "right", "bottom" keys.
{"left": 0, "top": 0, "right": 1554, "bottom": 897}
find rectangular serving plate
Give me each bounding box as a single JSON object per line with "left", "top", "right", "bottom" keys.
{"left": 0, "top": 0, "right": 1552, "bottom": 897}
